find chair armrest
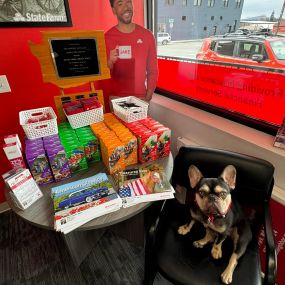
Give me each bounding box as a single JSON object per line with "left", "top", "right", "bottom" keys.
{"left": 146, "top": 200, "right": 168, "bottom": 250}
{"left": 144, "top": 199, "right": 170, "bottom": 285}
{"left": 263, "top": 202, "right": 277, "bottom": 285}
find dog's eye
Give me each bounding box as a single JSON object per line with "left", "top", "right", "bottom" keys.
{"left": 198, "top": 191, "right": 207, "bottom": 198}
{"left": 219, "top": 192, "right": 227, "bottom": 199}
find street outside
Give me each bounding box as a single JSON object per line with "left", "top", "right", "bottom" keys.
{"left": 157, "top": 40, "right": 203, "bottom": 59}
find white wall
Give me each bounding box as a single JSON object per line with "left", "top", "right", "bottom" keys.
{"left": 150, "top": 94, "right": 285, "bottom": 205}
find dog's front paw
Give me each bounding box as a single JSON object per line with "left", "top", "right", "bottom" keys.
{"left": 178, "top": 224, "right": 190, "bottom": 235}
{"left": 211, "top": 243, "right": 222, "bottom": 259}
{"left": 221, "top": 268, "right": 233, "bottom": 284}
{"left": 193, "top": 240, "right": 205, "bottom": 248}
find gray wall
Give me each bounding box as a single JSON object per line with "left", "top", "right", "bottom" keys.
{"left": 157, "top": 0, "right": 243, "bottom": 40}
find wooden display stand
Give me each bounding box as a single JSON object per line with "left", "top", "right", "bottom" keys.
{"left": 54, "top": 82, "right": 104, "bottom": 122}
{"left": 29, "top": 30, "right": 110, "bottom": 121}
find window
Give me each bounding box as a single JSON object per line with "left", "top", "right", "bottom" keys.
{"left": 155, "top": 0, "right": 285, "bottom": 133}
{"left": 158, "top": 23, "right": 167, "bottom": 32}
{"left": 216, "top": 40, "right": 235, "bottom": 56}
{"left": 223, "top": 0, "right": 229, "bottom": 7}
{"left": 237, "top": 42, "right": 267, "bottom": 59}
{"left": 207, "top": 0, "right": 215, "bottom": 7}
{"left": 233, "top": 20, "right": 237, "bottom": 31}
{"left": 235, "top": 0, "right": 241, "bottom": 8}
{"left": 194, "top": 0, "right": 202, "bottom": 6}
{"left": 182, "top": 0, "right": 187, "bottom": 6}
{"left": 270, "top": 40, "right": 285, "bottom": 60}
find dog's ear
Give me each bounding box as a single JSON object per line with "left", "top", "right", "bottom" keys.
{"left": 188, "top": 165, "right": 203, "bottom": 189}
{"left": 221, "top": 165, "right": 236, "bottom": 190}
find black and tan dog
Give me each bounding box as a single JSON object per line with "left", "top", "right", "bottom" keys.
{"left": 178, "top": 165, "right": 252, "bottom": 284}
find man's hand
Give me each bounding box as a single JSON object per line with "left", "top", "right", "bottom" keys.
{"left": 145, "top": 89, "right": 154, "bottom": 102}
{"left": 108, "top": 47, "right": 119, "bottom": 70}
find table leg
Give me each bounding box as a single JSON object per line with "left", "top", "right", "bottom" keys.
{"left": 109, "top": 211, "right": 145, "bottom": 247}
{"left": 62, "top": 228, "right": 105, "bottom": 266}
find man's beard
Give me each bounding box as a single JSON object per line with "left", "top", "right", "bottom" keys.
{"left": 118, "top": 11, "right": 133, "bottom": 24}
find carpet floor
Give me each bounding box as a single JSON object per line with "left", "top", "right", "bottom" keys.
{"left": 0, "top": 210, "right": 172, "bottom": 285}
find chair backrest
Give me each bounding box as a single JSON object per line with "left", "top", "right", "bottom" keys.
{"left": 172, "top": 147, "right": 275, "bottom": 232}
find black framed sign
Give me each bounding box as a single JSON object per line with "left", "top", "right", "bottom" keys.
{"left": 49, "top": 38, "right": 101, "bottom": 79}
{"left": 0, "top": 0, "right": 72, "bottom": 27}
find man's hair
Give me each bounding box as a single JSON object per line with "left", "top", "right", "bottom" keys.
{"left": 109, "top": 0, "right": 114, "bottom": 7}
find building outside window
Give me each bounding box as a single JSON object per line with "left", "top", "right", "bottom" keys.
{"left": 223, "top": 0, "right": 229, "bottom": 7}
{"left": 194, "top": 0, "right": 202, "bottom": 6}
{"left": 158, "top": 22, "right": 167, "bottom": 32}
{"left": 165, "top": 0, "right": 175, "bottom": 5}
{"left": 235, "top": 0, "right": 242, "bottom": 8}
{"left": 211, "top": 16, "right": 214, "bottom": 20}
{"left": 207, "top": 0, "right": 215, "bottom": 7}
{"left": 182, "top": 0, "right": 187, "bottom": 6}
{"left": 182, "top": 16, "right": 187, "bottom": 21}
{"left": 233, "top": 19, "right": 237, "bottom": 31}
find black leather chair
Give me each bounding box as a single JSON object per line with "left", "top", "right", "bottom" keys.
{"left": 144, "top": 146, "right": 276, "bottom": 285}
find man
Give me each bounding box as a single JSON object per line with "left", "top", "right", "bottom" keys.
{"left": 105, "top": 0, "right": 158, "bottom": 102}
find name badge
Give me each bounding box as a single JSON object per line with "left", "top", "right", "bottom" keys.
{"left": 118, "top": 46, "right": 132, "bottom": 59}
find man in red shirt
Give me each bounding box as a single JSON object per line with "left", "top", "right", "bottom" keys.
{"left": 105, "top": 0, "right": 158, "bottom": 103}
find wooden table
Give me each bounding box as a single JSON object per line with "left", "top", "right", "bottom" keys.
{"left": 5, "top": 154, "right": 173, "bottom": 266}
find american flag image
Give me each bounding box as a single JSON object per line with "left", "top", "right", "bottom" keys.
{"left": 118, "top": 178, "right": 150, "bottom": 198}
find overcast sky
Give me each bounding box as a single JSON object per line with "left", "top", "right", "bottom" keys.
{"left": 241, "top": 0, "right": 284, "bottom": 19}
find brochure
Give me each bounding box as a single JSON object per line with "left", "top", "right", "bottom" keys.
{"left": 2, "top": 168, "right": 43, "bottom": 210}
{"left": 114, "top": 163, "right": 175, "bottom": 208}
{"left": 51, "top": 172, "right": 122, "bottom": 233}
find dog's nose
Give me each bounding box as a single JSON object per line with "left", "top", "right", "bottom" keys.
{"left": 208, "top": 194, "right": 216, "bottom": 202}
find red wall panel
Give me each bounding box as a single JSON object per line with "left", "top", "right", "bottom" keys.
{"left": 157, "top": 58, "right": 285, "bottom": 126}
{"left": 0, "top": 1, "right": 144, "bottom": 203}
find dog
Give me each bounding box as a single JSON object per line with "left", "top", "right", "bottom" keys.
{"left": 178, "top": 165, "right": 252, "bottom": 284}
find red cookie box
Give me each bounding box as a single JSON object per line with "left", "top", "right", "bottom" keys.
{"left": 147, "top": 126, "right": 171, "bottom": 158}
{"left": 63, "top": 98, "right": 101, "bottom": 115}
{"left": 139, "top": 117, "right": 171, "bottom": 158}
{"left": 125, "top": 121, "right": 157, "bottom": 163}
{"left": 63, "top": 101, "right": 84, "bottom": 115}
{"left": 136, "top": 131, "right": 158, "bottom": 163}
{"left": 81, "top": 98, "right": 101, "bottom": 111}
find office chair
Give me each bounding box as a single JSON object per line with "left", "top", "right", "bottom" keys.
{"left": 144, "top": 146, "right": 276, "bottom": 285}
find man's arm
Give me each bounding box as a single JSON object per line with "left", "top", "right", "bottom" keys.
{"left": 108, "top": 47, "right": 119, "bottom": 70}
{"left": 145, "top": 33, "right": 159, "bottom": 101}
{"left": 145, "top": 88, "right": 154, "bottom": 102}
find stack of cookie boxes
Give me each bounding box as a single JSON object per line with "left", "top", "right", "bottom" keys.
{"left": 25, "top": 135, "right": 71, "bottom": 185}
{"left": 90, "top": 113, "right": 137, "bottom": 174}
{"left": 57, "top": 123, "right": 100, "bottom": 173}
{"left": 123, "top": 117, "right": 171, "bottom": 163}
